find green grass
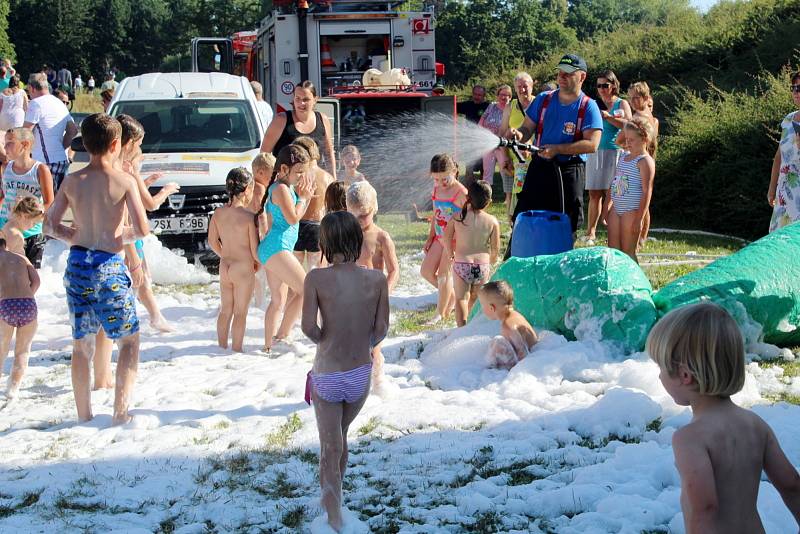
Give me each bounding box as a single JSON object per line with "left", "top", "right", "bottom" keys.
{"left": 71, "top": 92, "right": 103, "bottom": 114}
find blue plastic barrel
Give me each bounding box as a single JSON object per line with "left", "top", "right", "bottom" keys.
{"left": 510, "top": 210, "right": 573, "bottom": 257}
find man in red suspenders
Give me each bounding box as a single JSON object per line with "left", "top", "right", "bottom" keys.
{"left": 508, "top": 54, "right": 603, "bottom": 240}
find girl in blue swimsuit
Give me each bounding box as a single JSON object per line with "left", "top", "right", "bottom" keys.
{"left": 255, "top": 144, "right": 315, "bottom": 352}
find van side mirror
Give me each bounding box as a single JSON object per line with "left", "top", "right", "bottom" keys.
{"left": 70, "top": 136, "right": 86, "bottom": 152}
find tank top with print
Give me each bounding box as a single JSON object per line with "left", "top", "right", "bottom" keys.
{"left": 0, "top": 160, "right": 43, "bottom": 237}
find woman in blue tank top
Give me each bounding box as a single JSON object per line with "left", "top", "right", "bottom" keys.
{"left": 584, "top": 70, "right": 631, "bottom": 244}
{"left": 255, "top": 144, "right": 316, "bottom": 352}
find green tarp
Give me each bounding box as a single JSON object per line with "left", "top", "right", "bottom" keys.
{"left": 472, "top": 247, "right": 657, "bottom": 352}
{"left": 653, "top": 223, "right": 800, "bottom": 346}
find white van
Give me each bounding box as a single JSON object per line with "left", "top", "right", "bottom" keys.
{"left": 84, "top": 72, "right": 267, "bottom": 264}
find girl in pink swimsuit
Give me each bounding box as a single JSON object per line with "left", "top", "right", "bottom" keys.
{"left": 301, "top": 211, "right": 389, "bottom": 531}
{"left": 420, "top": 154, "right": 467, "bottom": 324}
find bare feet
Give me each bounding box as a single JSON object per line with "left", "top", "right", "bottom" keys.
{"left": 6, "top": 376, "right": 20, "bottom": 399}
{"left": 112, "top": 413, "right": 132, "bottom": 426}
{"left": 92, "top": 380, "right": 114, "bottom": 391}
{"left": 425, "top": 314, "right": 442, "bottom": 326}
{"left": 150, "top": 317, "right": 175, "bottom": 333}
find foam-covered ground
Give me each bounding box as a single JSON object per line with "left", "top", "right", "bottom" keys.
{"left": 0, "top": 238, "right": 798, "bottom": 533}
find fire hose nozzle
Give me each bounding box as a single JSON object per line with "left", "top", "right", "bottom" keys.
{"left": 497, "top": 137, "right": 540, "bottom": 162}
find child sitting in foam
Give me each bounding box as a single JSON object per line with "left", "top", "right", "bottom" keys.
{"left": 208, "top": 168, "right": 260, "bottom": 352}
{"left": 0, "top": 233, "right": 40, "bottom": 399}
{"left": 442, "top": 180, "right": 500, "bottom": 327}
{"left": 478, "top": 280, "right": 538, "bottom": 369}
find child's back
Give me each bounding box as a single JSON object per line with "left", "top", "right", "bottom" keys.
{"left": 0, "top": 222, "right": 24, "bottom": 255}
{"left": 453, "top": 209, "right": 498, "bottom": 264}
{"left": 210, "top": 205, "right": 259, "bottom": 264}
{"left": 501, "top": 310, "right": 538, "bottom": 359}
{"left": 0, "top": 248, "right": 36, "bottom": 299}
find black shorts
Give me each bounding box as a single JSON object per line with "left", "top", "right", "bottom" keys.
{"left": 513, "top": 156, "right": 585, "bottom": 233}
{"left": 24, "top": 233, "right": 46, "bottom": 269}
{"left": 294, "top": 220, "right": 321, "bottom": 252}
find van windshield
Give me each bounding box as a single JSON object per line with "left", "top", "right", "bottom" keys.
{"left": 113, "top": 100, "right": 259, "bottom": 153}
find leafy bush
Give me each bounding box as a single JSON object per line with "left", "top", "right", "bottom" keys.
{"left": 654, "top": 71, "right": 796, "bottom": 239}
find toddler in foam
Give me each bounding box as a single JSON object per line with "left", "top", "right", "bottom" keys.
{"left": 478, "top": 280, "right": 538, "bottom": 369}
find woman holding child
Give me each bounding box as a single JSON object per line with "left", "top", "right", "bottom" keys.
{"left": 260, "top": 81, "right": 336, "bottom": 180}
{"left": 767, "top": 71, "right": 800, "bottom": 232}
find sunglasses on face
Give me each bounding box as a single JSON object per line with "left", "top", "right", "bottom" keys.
{"left": 596, "top": 83, "right": 611, "bottom": 89}
{"left": 791, "top": 85, "right": 800, "bottom": 93}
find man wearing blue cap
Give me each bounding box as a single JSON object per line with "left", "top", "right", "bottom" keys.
{"left": 508, "top": 54, "right": 603, "bottom": 239}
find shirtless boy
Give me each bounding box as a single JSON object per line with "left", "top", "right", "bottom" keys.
{"left": 648, "top": 303, "right": 800, "bottom": 534}
{"left": 292, "top": 136, "right": 334, "bottom": 271}
{"left": 45, "top": 113, "right": 150, "bottom": 425}
{"left": 478, "top": 281, "right": 538, "bottom": 369}
{"left": 301, "top": 211, "right": 389, "bottom": 532}
{"left": 346, "top": 181, "right": 398, "bottom": 385}
{"left": 208, "top": 168, "right": 260, "bottom": 352}
{"left": 0, "top": 236, "right": 40, "bottom": 399}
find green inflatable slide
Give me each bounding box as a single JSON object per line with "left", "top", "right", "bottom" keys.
{"left": 653, "top": 223, "right": 800, "bottom": 346}
{"left": 472, "top": 247, "right": 657, "bottom": 352}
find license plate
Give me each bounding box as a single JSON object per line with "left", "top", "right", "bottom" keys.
{"left": 150, "top": 216, "right": 208, "bottom": 235}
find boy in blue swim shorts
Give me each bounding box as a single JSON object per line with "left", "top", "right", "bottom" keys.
{"left": 45, "top": 113, "right": 150, "bottom": 425}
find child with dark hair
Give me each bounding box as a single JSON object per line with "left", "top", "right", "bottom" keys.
{"left": 301, "top": 210, "right": 389, "bottom": 533}
{"left": 443, "top": 180, "right": 500, "bottom": 326}
{"left": 208, "top": 168, "right": 260, "bottom": 352}
{"left": 324, "top": 181, "right": 347, "bottom": 213}
{"left": 291, "top": 136, "right": 334, "bottom": 272}
{"left": 478, "top": 281, "right": 538, "bottom": 369}
{"left": 421, "top": 153, "right": 467, "bottom": 324}
{"left": 256, "top": 144, "right": 316, "bottom": 352}
{"left": 0, "top": 235, "right": 40, "bottom": 399}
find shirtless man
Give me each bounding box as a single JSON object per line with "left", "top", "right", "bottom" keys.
{"left": 45, "top": 113, "right": 149, "bottom": 425}
{"left": 208, "top": 168, "right": 260, "bottom": 352}
{"left": 291, "top": 136, "right": 334, "bottom": 271}
{"left": 346, "top": 181, "right": 398, "bottom": 386}
{"left": 0, "top": 236, "right": 40, "bottom": 399}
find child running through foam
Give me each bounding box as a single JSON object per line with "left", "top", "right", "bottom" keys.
{"left": 0, "top": 127, "right": 53, "bottom": 268}
{"left": 607, "top": 116, "right": 656, "bottom": 263}
{"left": 421, "top": 153, "right": 467, "bottom": 324}
{"left": 0, "top": 235, "right": 40, "bottom": 399}
{"left": 346, "top": 181, "right": 399, "bottom": 386}
{"left": 209, "top": 168, "right": 260, "bottom": 352}
{"left": 443, "top": 180, "right": 500, "bottom": 326}
{"left": 478, "top": 281, "right": 538, "bottom": 369}
{"left": 292, "top": 136, "right": 334, "bottom": 271}
{"left": 647, "top": 302, "right": 800, "bottom": 533}
{"left": 45, "top": 113, "right": 150, "bottom": 425}
{"left": 1, "top": 197, "right": 44, "bottom": 256}
{"left": 256, "top": 144, "right": 315, "bottom": 352}
{"left": 301, "top": 211, "right": 389, "bottom": 533}
{"left": 340, "top": 144, "right": 365, "bottom": 187}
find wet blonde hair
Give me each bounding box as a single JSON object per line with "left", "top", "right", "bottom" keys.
{"left": 646, "top": 302, "right": 745, "bottom": 397}
{"left": 346, "top": 181, "right": 378, "bottom": 213}
{"left": 13, "top": 196, "right": 43, "bottom": 218}
{"left": 624, "top": 116, "right": 658, "bottom": 158}
{"left": 252, "top": 152, "right": 276, "bottom": 174}
{"left": 628, "top": 81, "right": 652, "bottom": 100}
{"left": 6, "top": 127, "right": 34, "bottom": 146}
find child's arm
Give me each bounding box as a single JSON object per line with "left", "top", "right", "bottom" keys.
{"left": 763, "top": 424, "right": 800, "bottom": 525}
{"left": 380, "top": 231, "right": 400, "bottom": 293}
{"left": 442, "top": 219, "right": 456, "bottom": 264}
{"left": 26, "top": 260, "right": 40, "bottom": 294}
{"left": 635, "top": 156, "right": 655, "bottom": 234}
{"left": 207, "top": 213, "right": 222, "bottom": 258}
{"left": 37, "top": 163, "right": 54, "bottom": 210}
{"left": 490, "top": 216, "right": 500, "bottom": 265}
{"left": 248, "top": 218, "right": 260, "bottom": 269}
{"left": 423, "top": 214, "right": 436, "bottom": 252}
{"left": 372, "top": 274, "right": 390, "bottom": 348}
{"left": 44, "top": 182, "right": 76, "bottom": 243}
{"left": 122, "top": 177, "right": 150, "bottom": 243}
{"left": 672, "top": 427, "right": 720, "bottom": 533}
{"left": 301, "top": 274, "right": 322, "bottom": 343}
{"left": 123, "top": 243, "right": 144, "bottom": 288}
{"left": 273, "top": 182, "right": 311, "bottom": 225}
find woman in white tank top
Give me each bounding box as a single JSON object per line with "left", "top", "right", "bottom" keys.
{"left": 0, "top": 75, "right": 27, "bottom": 131}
